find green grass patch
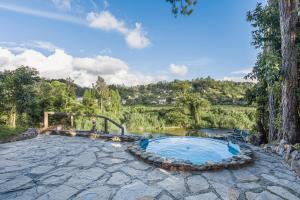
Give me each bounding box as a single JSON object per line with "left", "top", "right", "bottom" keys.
{"left": 0, "top": 126, "right": 27, "bottom": 139}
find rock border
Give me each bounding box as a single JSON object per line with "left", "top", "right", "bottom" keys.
{"left": 127, "top": 139, "right": 254, "bottom": 171}
{"left": 44, "top": 130, "right": 141, "bottom": 142}
{"left": 0, "top": 128, "right": 38, "bottom": 144}
{"left": 262, "top": 140, "right": 300, "bottom": 177}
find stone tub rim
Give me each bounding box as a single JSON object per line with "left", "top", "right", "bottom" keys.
{"left": 127, "top": 137, "right": 254, "bottom": 171}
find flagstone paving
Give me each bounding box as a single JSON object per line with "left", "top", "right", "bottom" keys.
{"left": 0, "top": 135, "right": 300, "bottom": 200}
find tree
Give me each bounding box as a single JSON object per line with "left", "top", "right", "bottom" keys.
{"left": 166, "top": 0, "right": 197, "bottom": 16}
{"left": 177, "top": 93, "right": 210, "bottom": 125}
{"left": 82, "top": 89, "right": 97, "bottom": 114}
{"left": 93, "top": 76, "right": 110, "bottom": 112}
{"left": 279, "top": 0, "right": 300, "bottom": 144}
{"left": 0, "top": 66, "right": 39, "bottom": 127}
{"left": 109, "top": 90, "right": 121, "bottom": 116}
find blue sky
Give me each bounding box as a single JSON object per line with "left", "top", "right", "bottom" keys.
{"left": 0, "top": 0, "right": 265, "bottom": 86}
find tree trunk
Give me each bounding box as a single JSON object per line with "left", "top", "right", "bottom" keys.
{"left": 9, "top": 106, "right": 16, "bottom": 128}
{"left": 268, "top": 87, "right": 277, "bottom": 141}
{"left": 279, "top": 0, "right": 300, "bottom": 144}
{"left": 257, "top": 119, "right": 268, "bottom": 144}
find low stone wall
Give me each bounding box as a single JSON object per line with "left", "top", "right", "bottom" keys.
{"left": 0, "top": 128, "right": 38, "bottom": 144}
{"left": 127, "top": 141, "right": 254, "bottom": 171}
{"left": 44, "top": 130, "right": 141, "bottom": 142}
{"left": 262, "top": 140, "right": 300, "bottom": 177}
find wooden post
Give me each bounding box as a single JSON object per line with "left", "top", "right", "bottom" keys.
{"left": 70, "top": 115, "right": 74, "bottom": 128}
{"left": 104, "top": 118, "right": 108, "bottom": 134}
{"left": 44, "top": 112, "right": 48, "bottom": 129}
{"left": 121, "top": 126, "right": 124, "bottom": 135}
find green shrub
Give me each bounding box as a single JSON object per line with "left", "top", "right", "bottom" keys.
{"left": 0, "top": 126, "right": 27, "bottom": 139}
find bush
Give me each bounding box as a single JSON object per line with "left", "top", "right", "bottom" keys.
{"left": 0, "top": 126, "right": 27, "bottom": 139}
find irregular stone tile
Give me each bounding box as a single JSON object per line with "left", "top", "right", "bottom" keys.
{"left": 37, "top": 185, "right": 78, "bottom": 200}
{"left": 87, "top": 174, "right": 110, "bottom": 188}
{"left": 274, "top": 167, "right": 296, "bottom": 176}
{"left": 245, "top": 191, "right": 282, "bottom": 200}
{"left": 185, "top": 192, "right": 219, "bottom": 200}
{"left": 112, "top": 152, "right": 134, "bottom": 160}
{"left": 30, "top": 165, "right": 55, "bottom": 175}
{"left": 128, "top": 161, "right": 151, "bottom": 170}
{"left": 96, "top": 152, "right": 109, "bottom": 158}
{"left": 261, "top": 174, "right": 278, "bottom": 183}
{"left": 0, "top": 175, "right": 32, "bottom": 193}
{"left": 107, "top": 172, "right": 131, "bottom": 185}
{"left": 0, "top": 171, "right": 20, "bottom": 183}
{"left": 102, "top": 143, "right": 126, "bottom": 153}
{"left": 121, "top": 166, "right": 147, "bottom": 178}
{"left": 69, "top": 152, "right": 96, "bottom": 167}
{"left": 74, "top": 186, "right": 115, "bottom": 200}
{"left": 209, "top": 181, "right": 240, "bottom": 200}
{"left": 157, "top": 176, "right": 186, "bottom": 199}
{"left": 186, "top": 175, "right": 209, "bottom": 193}
{"left": 45, "top": 166, "right": 76, "bottom": 177}
{"left": 146, "top": 169, "right": 167, "bottom": 183}
{"left": 56, "top": 156, "right": 74, "bottom": 166}
{"left": 100, "top": 158, "right": 125, "bottom": 165}
{"left": 40, "top": 174, "right": 72, "bottom": 186}
{"left": 203, "top": 170, "right": 234, "bottom": 184}
{"left": 158, "top": 194, "right": 174, "bottom": 200}
{"left": 261, "top": 174, "right": 300, "bottom": 193}
{"left": 247, "top": 165, "right": 270, "bottom": 175}
{"left": 2, "top": 162, "right": 36, "bottom": 172}
{"left": 6, "top": 185, "right": 53, "bottom": 200}
{"left": 273, "top": 171, "right": 296, "bottom": 181}
{"left": 65, "top": 167, "right": 106, "bottom": 189}
{"left": 113, "top": 180, "right": 161, "bottom": 200}
{"left": 106, "top": 163, "right": 126, "bottom": 172}
{"left": 237, "top": 182, "right": 261, "bottom": 190}
{"left": 267, "top": 186, "right": 300, "bottom": 200}
{"left": 231, "top": 170, "right": 259, "bottom": 183}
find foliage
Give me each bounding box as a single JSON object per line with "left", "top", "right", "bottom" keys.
{"left": 0, "top": 66, "right": 39, "bottom": 127}
{"left": 166, "top": 0, "right": 197, "bottom": 16}
{"left": 0, "top": 67, "right": 255, "bottom": 132}
{"left": 112, "top": 77, "right": 254, "bottom": 106}
{"left": 0, "top": 125, "right": 27, "bottom": 139}
{"left": 246, "top": 1, "right": 284, "bottom": 142}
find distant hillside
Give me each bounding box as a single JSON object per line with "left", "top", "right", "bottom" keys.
{"left": 109, "top": 77, "right": 254, "bottom": 106}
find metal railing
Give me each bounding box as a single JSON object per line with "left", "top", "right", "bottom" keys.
{"left": 43, "top": 112, "right": 125, "bottom": 135}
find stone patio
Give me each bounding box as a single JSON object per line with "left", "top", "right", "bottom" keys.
{"left": 0, "top": 135, "right": 300, "bottom": 200}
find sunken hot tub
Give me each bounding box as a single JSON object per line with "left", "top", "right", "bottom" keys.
{"left": 127, "top": 136, "right": 254, "bottom": 171}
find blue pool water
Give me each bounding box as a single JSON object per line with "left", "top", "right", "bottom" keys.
{"left": 141, "top": 137, "right": 240, "bottom": 165}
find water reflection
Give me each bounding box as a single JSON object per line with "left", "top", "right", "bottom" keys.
{"left": 128, "top": 128, "right": 234, "bottom": 138}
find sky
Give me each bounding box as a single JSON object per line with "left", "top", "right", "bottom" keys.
{"left": 0, "top": 0, "right": 266, "bottom": 87}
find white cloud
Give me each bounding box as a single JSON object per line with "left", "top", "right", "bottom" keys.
{"left": 223, "top": 76, "right": 257, "bottom": 83}
{"left": 103, "top": 0, "right": 109, "bottom": 9}
{"left": 169, "top": 64, "right": 188, "bottom": 76}
{"left": 223, "top": 67, "right": 256, "bottom": 83}
{"left": 0, "top": 41, "right": 61, "bottom": 53}
{"left": 125, "top": 23, "right": 151, "bottom": 49}
{"left": 231, "top": 67, "right": 253, "bottom": 75}
{"left": 0, "top": 3, "right": 150, "bottom": 50}
{"left": 73, "top": 55, "right": 128, "bottom": 75}
{"left": 0, "top": 3, "right": 84, "bottom": 25}
{"left": 32, "top": 41, "right": 60, "bottom": 52}
{"left": 51, "top": 0, "right": 71, "bottom": 11}
{"left": 87, "top": 11, "right": 151, "bottom": 49}
{"left": 0, "top": 46, "right": 162, "bottom": 87}
{"left": 87, "top": 11, "right": 127, "bottom": 33}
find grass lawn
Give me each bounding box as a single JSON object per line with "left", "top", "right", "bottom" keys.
{"left": 0, "top": 126, "right": 27, "bottom": 139}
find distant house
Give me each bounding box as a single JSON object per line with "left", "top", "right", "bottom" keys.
{"left": 150, "top": 100, "right": 157, "bottom": 104}
{"left": 76, "top": 97, "right": 83, "bottom": 103}
{"left": 158, "top": 98, "right": 167, "bottom": 105}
